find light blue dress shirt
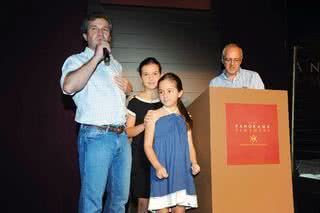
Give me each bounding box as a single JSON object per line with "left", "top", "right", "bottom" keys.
{"left": 60, "top": 47, "right": 126, "bottom": 125}
{"left": 209, "top": 68, "right": 265, "bottom": 89}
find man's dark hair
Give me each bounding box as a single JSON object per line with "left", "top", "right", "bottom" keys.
{"left": 80, "top": 13, "right": 112, "bottom": 34}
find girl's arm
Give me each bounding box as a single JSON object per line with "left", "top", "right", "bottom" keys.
{"left": 144, "top": 111, "right": 168, "bottom": 179}
{"left": 188, "top": 129, "right": 200, "bottom": 175}
{"left": 126, "top": 114, "right": 145, "bottom": 138}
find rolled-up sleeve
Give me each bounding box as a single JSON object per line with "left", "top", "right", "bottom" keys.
{"left": 60, "top": 56, "right": 82, "bottom": 95}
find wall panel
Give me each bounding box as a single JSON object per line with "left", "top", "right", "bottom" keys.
{"left": 103, "top": 5, "right": 221, "bottom": 105}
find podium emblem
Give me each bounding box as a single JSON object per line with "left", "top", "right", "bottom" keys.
{"left": 226, "top": 103, "right": 280, "bottom": 165}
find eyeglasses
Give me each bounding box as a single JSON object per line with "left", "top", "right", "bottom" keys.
{"left": 223, "top": 57, "right": 242, "bottom": 64}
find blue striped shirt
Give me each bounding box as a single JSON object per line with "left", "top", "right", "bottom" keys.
{"left": 60, "top": 47, "right": 126, "bottom": 125}
{"left": 209, "top": 68, "right": 264, "bottom": 89}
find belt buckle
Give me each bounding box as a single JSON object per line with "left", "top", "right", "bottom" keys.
{"left": 108, "top": 125, "right": 125, "bottom": 134}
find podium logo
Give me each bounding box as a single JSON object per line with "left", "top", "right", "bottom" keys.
{"left": 226, "top": 103, "right": 280, "bottom": 165}
{"left": 234, "top": 123, "right": 272, "bottom": 146}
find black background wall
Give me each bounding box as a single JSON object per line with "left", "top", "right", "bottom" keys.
{"left": 287, "top": 2, "right": 320, "bottom": 212}
{"left": 219, "top": 0, "right": 288, "bottom": 90}
{"left": 3, "top": 0, "right": 87, "bottom": 212}
{"left": 288, "top": 1, "right": 320, "bottom": 160}
{"left": 4, "top": 0, "right": 316, "bottom": 212}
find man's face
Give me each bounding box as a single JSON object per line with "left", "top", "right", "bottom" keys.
{"left": 83, "top": 18, "right": 111, "bottom": 50}
{"left": 222, "top": 46, "right": 243, "bottom": 78}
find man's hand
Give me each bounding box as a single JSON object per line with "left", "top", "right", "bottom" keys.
{"left": 114, "top": 76, "right": 132, "bottom": 94}
{"left": 95, "top": 39, "right": 111, "bottom": 63}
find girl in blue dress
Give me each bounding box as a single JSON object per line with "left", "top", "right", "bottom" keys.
{"left": 144, "top": 72, "right": 200, "bottom": 212}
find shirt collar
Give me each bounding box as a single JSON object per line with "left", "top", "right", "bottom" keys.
{"left": 83, "top": 46, "right": 114, "bottom": 61}
{"left": 84, "top": 47, "right": 95, "bottom": 58}
{"left": 222, "top": 67, "right": 242, "bottom": 81}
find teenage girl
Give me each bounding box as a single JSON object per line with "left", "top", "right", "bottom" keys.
{"left": 126, "top": 57, "right": 162, "bottom": 213}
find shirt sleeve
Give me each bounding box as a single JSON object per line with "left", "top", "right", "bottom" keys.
{"left": 60, "top": 55, "right": 83, "bottom": 95}
{"left": 252, "top": 72, "right": 265, "bottom": 89}
{"left": 127, "top": 97, "right": 137, "bottom": 117}
{"left": 209, "top": 75, "right": 220, "bottom": 87}
{"left": 209, "top": 78, "right": 215, "bottom": 86}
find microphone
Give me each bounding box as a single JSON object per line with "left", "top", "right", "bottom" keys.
{"left": 103, "top": 48, "right": 110, "bottom": 64}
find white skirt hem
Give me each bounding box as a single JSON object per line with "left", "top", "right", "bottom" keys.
{"left": 148, "top": 189, "right": 198, "bottom": 211}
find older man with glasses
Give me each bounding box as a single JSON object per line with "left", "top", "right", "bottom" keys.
{"left": 209, "top": 43, "right": 264, "bottom": 89}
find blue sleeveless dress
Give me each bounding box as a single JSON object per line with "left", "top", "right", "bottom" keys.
{"left": 148, "top": 113, "right": 198, "bottom": 211}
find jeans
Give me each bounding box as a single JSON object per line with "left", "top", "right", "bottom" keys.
{"left": 77, "top": 124, "right": 132, "bottom": 213}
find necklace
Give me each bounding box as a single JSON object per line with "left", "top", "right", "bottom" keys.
{"left": 163, "top": 106, "right": 179, "bottom": 114}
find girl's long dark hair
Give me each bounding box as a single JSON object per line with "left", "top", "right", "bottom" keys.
{"left": 158, "top": 72, "right": 193, "bottom": 129}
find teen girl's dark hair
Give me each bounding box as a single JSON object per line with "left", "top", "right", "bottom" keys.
{"left": 137, "top": 57, "right": 162, "bottom": 76}
{"left": 158, "top": 72, "right": 193, "bottom": 129}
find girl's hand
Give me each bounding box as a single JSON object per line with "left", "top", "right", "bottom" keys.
{"left": 156, "top": 166, "right": 168, "bottom": 179}
{"left": 191, "top": 163, "right": 200, "bottom": 175}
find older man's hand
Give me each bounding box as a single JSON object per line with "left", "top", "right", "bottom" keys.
{"left": 114, "top": 76, "right": 133, "bottom": 94}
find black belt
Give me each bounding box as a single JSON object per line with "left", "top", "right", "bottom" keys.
{"left": 84, "top": 124, "right": 126, "bottom": 134}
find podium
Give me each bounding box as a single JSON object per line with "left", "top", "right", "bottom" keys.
{"left": 187, "top": 87, "right": 294, "bottom": 213}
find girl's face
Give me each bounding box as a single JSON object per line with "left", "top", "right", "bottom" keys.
{"left": 141, "top": 63, "right": 161, "bottom": 90}
{"left": 158, "top": 79, "right": 183, "bottom": 107}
